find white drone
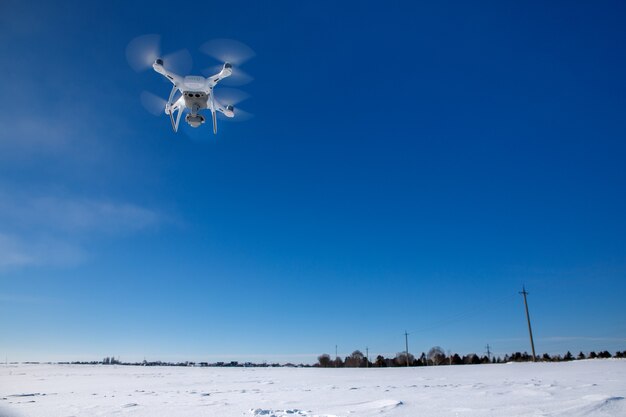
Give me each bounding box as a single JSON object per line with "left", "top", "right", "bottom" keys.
{"left": 153, "top": 60, "right": 234, "bottom": 133}
{"left": 127, "top": 35, "right": 254, "bottom": 134}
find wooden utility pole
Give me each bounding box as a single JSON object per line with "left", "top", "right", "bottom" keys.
{"left": 404, "top": 331, "right": 410, "bottom": 367}
{"left": 485, "top": 344, "right": 491, "bottom": 361}
{"left": 365, "top": 347, "right": 369, "bottom": 368}
{"left": 520, "top": 286, "right": 537, "bottom": 361}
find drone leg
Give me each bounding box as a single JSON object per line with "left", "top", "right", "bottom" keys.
{"left": 212, "top": 110, "right": 217, "bottom": 134}
{"left": 175, "top": 106, "right": 183, "bottom": 132}
{"left": 168, "top": 111, "right": 176, "bottom": 132}
{"left": 168, "top": 86, "right": 177, "bottom": 104}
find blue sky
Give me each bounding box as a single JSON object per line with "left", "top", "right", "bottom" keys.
{"left": 1, "top": 0, "right": 625, "bottom": 363}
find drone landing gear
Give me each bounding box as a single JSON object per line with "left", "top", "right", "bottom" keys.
{"left": 168, "top": 105, "right": 183, "bottom": 133}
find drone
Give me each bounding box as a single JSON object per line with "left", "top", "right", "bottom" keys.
{"left": 153, "top": 59, "right": 234, "bottom": 134}
{"left": 127, "top": 35, "right": 253, "bottom": 134}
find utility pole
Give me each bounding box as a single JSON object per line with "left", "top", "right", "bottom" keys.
{"left": 365, "top": 347, "right": 369, "bottom": 368}
{"left": 404, "top": 331, "right": 410, "bottom": 367}
{"left": 485, "top": 344, "right": 491, "bottom": 361}
{"left": 519, "top": 286, "right": 537, "bottom": 362}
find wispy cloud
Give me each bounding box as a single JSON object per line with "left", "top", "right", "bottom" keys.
{"left": 0, "top": 292, "right": 60, "bottom": 304}
{"left": 0, "top": 13, "right": 166, "bottom": 273}
{"left": 0, "top": 193, "right": 162, "bottom": 235}
{"left": 0, "top": 233, "right": 36, "bottom": 268}
{"left": 0, "top": 232, "right": 86, "bottom": 270}
{"left": 0, "top": 191, "right": 165, "bottom": 271}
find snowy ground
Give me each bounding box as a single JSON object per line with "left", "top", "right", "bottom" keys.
{"left": 1, "top": 360, "right": 625, "bottom": 417}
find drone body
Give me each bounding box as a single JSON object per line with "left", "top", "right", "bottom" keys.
{"left": 153, "top": 59, "right": 234, "bottom": 134}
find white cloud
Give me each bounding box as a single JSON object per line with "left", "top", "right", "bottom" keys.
{"left": 0, "top": 233, "right": 35, "bottom": 268}
{"left": 0, "top": 191, "right": 166, "bottom": 271}
{"left": 0, "top": 232, "right": 86, "bottom": 270}
{"left": 0, "top": 192, "right": 162, "bottom": 235}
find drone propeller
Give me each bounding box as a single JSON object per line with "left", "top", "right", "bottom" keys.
{"left": 126, "top": 34, "right": 193, "bottom": 74}
{"left": 213, "top": 88, "right": 253, "bottom": 121}
{"left": 200, "top": 39, "right": 255, "bottom": 86}
{"left": 214, "top": 87, "right": 250, "bottom": 106}
{"left": 221, "top": 107, "right": 254, "bottom": 122}
{"left": 200, "top": 39, "right": 255, "bottom": 66}
{"left": 140, "top": 91, "right": 168, "bottom": 116}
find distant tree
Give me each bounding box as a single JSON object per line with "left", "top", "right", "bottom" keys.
{"left": 345, "top": 350, "right": 365, "bottom": 368}
{"left": 615, "top": 351, "right": 624, "bottom": 359}
{"left": 375, "top": 355, "right": 386, "bottom": 367}
{"left": 577, "top": 351, "right": 586, "bottom": 360}
{"left": 589, "top": 351, "right": 597, "bottom": 359}
{"left": 317, "top": 354, "right": 332, "bottom": 368}
{"left": 427, "top": 346, "right": 445, "bottom": 365}
{"left": 334, "top": 356, "right": 344, "bottom": 368}
{"left": 394, "top": 352, "right": 415, "bottom": 367}
{"left": 598, "top": 351, "right": 612, "bottom": 359}
{"left": 542, "top": 353, "right": 552, "bottom": 362}
{"left": 563, "top": 351, "right": 573, "bottom": 361}
{"left": 451, "top": 353, "right": 463, "bottom": 365}
{"left": 463, "top": 354, "right": 480, "bottom": 365}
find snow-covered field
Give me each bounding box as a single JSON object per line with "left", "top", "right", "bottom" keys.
{"left": 1, "top": 360, "right": 625, "bottom": 417}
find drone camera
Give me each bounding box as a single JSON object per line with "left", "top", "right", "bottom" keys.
{"left": 185, "top": 113, "right": 206, "bottom": 128}
{"left": 155, "top": 58, "right": 164, "bottom": 66}
{"left": 224, "top": 62, "right": 232, "bottom": 69}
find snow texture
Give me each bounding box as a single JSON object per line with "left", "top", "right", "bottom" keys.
{"left": 1, "top": 360, "right": 625, "bottom": 417}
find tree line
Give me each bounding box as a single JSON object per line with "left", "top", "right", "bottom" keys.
{"left": 316, "top": 347, "right": 626, "bottom": 367}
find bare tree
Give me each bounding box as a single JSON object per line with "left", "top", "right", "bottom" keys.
{"left": 394, "top": 352, "right": 415, "bottom": 367}
{"left": 427, "top": 346, "right": 445, "bottom": 365}
{"left": 345, "top": 350, "right": 365, "bottom": 367}
{"left": 317, "top": 354, "right": 332, "bottom": 368}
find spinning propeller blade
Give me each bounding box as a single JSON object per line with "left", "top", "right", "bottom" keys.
{"left": 126, "top": 34, "right": 193, "bottom": 74}
{"left": 200, "top": 39, "right": 255, "bottom": 86}
{"left": 222, "top": 107, "right": 254, "bottom": 122}
{"left": 213, "top": 88, "right": 253, "bottom": 121}
{"left": 199, "top": 39, "right": 255, "bottom": 66}
{"left": 214, "top": 88, "right": 250, "bottom": 106}
{"left": 140, "top": 91, "right": 167, "bottom": 115}
{"left": 126, "top": 34, "right": 161, "bottom": 72}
